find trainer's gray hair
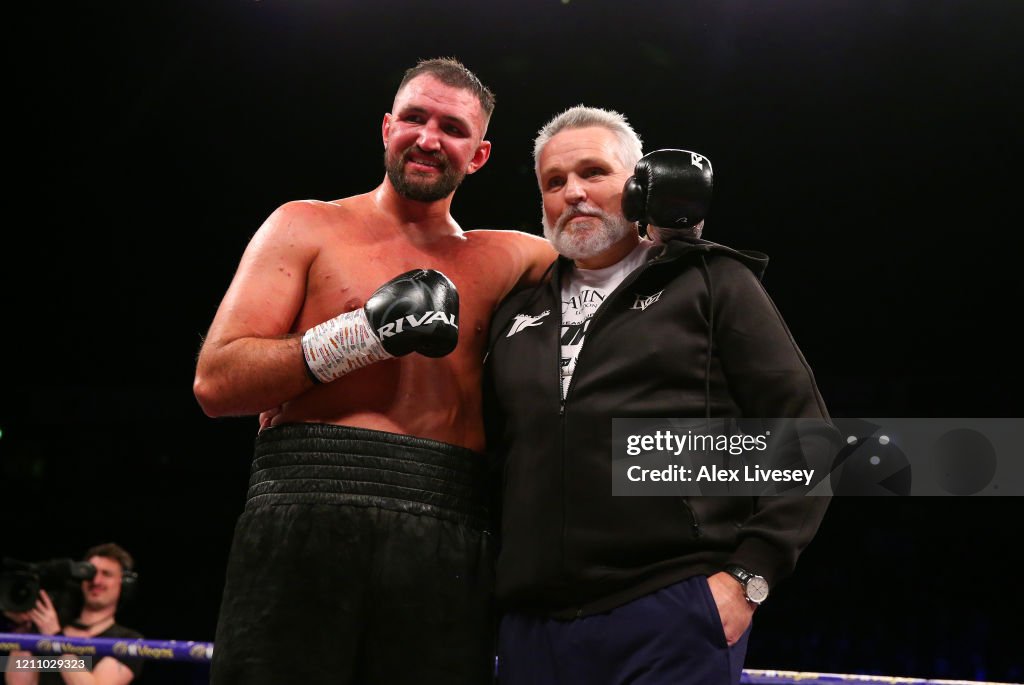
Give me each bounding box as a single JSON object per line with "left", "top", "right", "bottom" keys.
{"left": 533, "top": 105, "right": 644, "bottom": 177}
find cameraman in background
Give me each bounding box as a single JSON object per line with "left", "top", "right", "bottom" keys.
{"left": 3, "top": 544, "right": 142, "bottom": 685}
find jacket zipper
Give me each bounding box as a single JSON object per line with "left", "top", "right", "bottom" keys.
{"left": 561, "top": 255, "right": 660, "bottom": 404}
{"left": 555, "top": 270, "right": 568, "bottom": 589}
{"left": 558, "top": 253, "right": 704, "bottom": 544}
{"left": 681, "top": 498, "right": 702, "bottom": 538}
{"left": 557, "top": 253, "right": 664, "bottom": 611}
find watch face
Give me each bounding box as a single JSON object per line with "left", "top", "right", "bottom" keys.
{"left": 747, "top": 575, "right": 769, "bottom": 603}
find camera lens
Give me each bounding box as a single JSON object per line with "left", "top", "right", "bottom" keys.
{"left": 0, "top": 571, "right": 41, "bottom": 613}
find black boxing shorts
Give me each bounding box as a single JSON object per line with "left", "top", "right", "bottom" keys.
{"left": 210, "top": 423, "right": 496, "bottom": 685}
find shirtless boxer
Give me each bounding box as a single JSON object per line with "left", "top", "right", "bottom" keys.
{"left": 193, "top": 58, "right": 554, "bottom": 685}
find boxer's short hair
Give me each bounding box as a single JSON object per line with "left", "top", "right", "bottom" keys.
{"left": 397, "top": 57, "right": 496, "bottom": 121}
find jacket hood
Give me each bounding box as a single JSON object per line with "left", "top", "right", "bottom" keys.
{"left": 656, "top": 238, "right": 769, "bottom": 280}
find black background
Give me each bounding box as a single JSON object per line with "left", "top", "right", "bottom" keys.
{"left": 2, "top": 1, "right": 1022, "bottom": 683}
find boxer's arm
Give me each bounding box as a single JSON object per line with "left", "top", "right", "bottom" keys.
{"left": 508, "top": 231, "right": 557, "bottom": 291}
{"left": 194, "top": 201, "right": 321, "bottom": 417}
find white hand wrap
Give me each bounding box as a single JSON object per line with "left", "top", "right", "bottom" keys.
{"left": 301, "top": 308, "right": 393, "bottom": 384}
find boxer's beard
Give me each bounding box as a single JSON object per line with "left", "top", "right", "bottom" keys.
{"left": 543, "top": 203, "right": 635, "bottom": 262}
{"left": 385, "top": 147, "right": 464, "bottom": 202}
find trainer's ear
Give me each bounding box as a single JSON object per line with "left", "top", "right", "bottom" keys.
{"left": 466, "top": 139, "right": 492, "bottom": 175}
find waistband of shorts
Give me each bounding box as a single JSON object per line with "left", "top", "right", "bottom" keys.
{"left": 246, "top": 423, "right": 493, "bottom": 528}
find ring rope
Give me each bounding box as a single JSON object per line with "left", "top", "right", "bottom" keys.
{"left": 0, "top": 632, "right": 212, "bottom": 662}
{"left": 1, "top": 633, "right": 1016, "bottom": 684}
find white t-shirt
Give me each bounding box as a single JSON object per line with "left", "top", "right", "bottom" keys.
{"left": 560, "top": 241, "right": 655, "bottom": 399}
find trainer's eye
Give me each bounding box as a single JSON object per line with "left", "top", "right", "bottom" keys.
{"left": 582, "top": 166, "right": 606, "bottom": 178}
{"left": 546, "top": 177, "right": 565, "bottom": 190}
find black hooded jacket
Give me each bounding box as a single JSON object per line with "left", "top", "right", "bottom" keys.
{"left": 484, "top": 238, "right": 833, "bottom": 618}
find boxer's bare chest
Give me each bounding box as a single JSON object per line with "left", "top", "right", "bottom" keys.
{"left": 298, "top": 230, "right": 514, "bottom": 354}
{"left": 275, "top": 218, "right": 524, "bottom": 448}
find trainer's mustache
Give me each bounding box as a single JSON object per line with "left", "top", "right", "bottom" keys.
{"left": 557, "top": 205, "right": 605, "bottom": 230}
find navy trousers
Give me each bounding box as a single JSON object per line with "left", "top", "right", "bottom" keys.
{"left": 498, "top": 576, "right": 750, "bottom": 685}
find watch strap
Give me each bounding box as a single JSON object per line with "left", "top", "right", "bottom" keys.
{"left": 725, "top": 564, "right": 768, "bottom": 605}
{"left": 725, "top": 564, "right": 753, "bottom": 586}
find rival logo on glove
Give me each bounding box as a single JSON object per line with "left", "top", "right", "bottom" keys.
{"left": 377, "top": 311, "right": 458, "bottom": 339}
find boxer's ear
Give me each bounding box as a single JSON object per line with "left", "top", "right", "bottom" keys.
{"left": 466, "top": 140, "right": 492, "bottom": 175}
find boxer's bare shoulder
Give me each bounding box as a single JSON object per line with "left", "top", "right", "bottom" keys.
{"left": 461, "top": 229, "right": 556, "bottom": 296}
{"left": 205, "top": 196, "right": 373, "bottom": 342}
{"left": 463, "top": 227, "right": 551, "bottom": 253}
{"left": 257, "top": 195, "right": 376, "bottom": 248}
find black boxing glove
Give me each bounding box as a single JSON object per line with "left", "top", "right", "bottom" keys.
{"left": 301, "top": 269, "right": 459, "bottom": 383}
{"left": 621, "top": 149, "right": 713, "bottom": 237}
{"left": 364, "top": 269, "right": 459, "bottom": 357}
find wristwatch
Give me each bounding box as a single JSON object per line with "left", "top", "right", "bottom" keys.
{"left": 725, "top": 564, "right": 769, "bottom": 606}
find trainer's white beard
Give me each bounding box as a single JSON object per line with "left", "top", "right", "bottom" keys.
{"left": 543, "top": 203, "right": 635, "bottom": 262}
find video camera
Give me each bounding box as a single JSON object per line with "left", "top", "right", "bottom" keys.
{"left": 0, "top": 558, "right": 95, "bottom": 618}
